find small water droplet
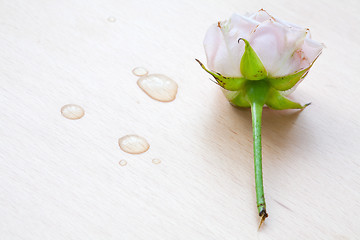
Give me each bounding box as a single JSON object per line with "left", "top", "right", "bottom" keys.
{"left": 61, "top": 104, "right": 85, "bottom": 120}
{"left": 118, "top": 135, "right": 150, "bottom": 154}
{"left": 137, "top": 74, "right": 178, "bottom": 102}
{"left": 152, "top": 158, "right": 161, "bottom": 164}
{"left": 132, "top": 67, "right": 148, "bottom": 77}
{"left": 107, "top": 16, "right": 116, "bottom": 22}
{"left": 119, "top": 159, "right": 127, "bottom": 166}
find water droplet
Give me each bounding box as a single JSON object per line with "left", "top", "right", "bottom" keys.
{"left": 137, "top": 74, "right": 178, "bottom": 102}
{"left": 132, "top": 67, "right": 148, "bottom": 77}
{"left": 118, "top": 135, "right": 150, "bottom": 154}
{"left": 61, "top": 104, "right": 85, "bottom": 120}
{"left": 119, "top": 159, "right": 127, "bottom": 166}
{"left": 107, "top": 16, "right": 116, "bottom": 22}
{"left": 152, "top": 158, "right": 161, "bottom": 164}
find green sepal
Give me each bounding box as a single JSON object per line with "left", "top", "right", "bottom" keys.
{"left": 223, "top": 89, "right": 250, "bottom": 107}
{"left": 265, "top": 87, "right": 308, "bottom": 110}
{"left": 195, "top": 59, "right": 246, "bottom": 91}
{"left": 268, "top": 55, "right": 319, "bottom": 91}
{"left": 268, "top": 67, "right": 310, "bottom": 91}
{"left": 239, "top": 38, "right": 267, "bottom": 81}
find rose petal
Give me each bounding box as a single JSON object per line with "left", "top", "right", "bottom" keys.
{"left": 248, "top": 9, "right": 273, "bottom": 23}
{"left": 249, "top": 20, "right": 286, "bottom": 76}
{"left": 203, "top": 24, "right": 223, "bottom": 70}
{"left": 203, "top": 24, "right": 241, "bottom": 76}
{"left": 275, "top": 18, "right": 304, "bottom": 31}
{"left": 302, "top": 37, "right": 323, "bottom": 66}
{"left": 277, "top": 32, "right": 323, "bottom": 77}
{"left": 271, "top": 28, "right": 308, "bottom": 76}
{"left": 203, "top": 14, "right": 258, "bottom": 77}
{"left": 203, "top": 10, "right": 323, "bottom": 85}
{"left": 232, "top": 13, "right": 260, "bottom": 27}
{"left": 278, "top": 34, "right": 323, "bottom": 96}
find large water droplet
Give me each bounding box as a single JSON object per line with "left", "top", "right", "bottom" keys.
{"left": 118, "top": 135, "right": 150, "bottom": 154}
{"left": 137, "top": 74, "right": 178, "bottom": 102}
{"left": 132, "top": 67, "right": 148, "bottom": 77}
{"left": 61, "top": 104, "right": 85, "bottom": 120}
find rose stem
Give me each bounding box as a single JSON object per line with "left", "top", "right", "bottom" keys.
{"left": 251, "top": 101, "right": 268, "bottom": 228}
{"left": 246, "top": 80, "right": 269, "bottom": 228}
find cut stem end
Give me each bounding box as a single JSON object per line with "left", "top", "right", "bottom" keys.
{"left": 258, "top": 210, "right": 268, "bottom": 230}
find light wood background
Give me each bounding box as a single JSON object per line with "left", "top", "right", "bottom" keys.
{"left": 1, "top": 0, "right": 359, "bottom": 239}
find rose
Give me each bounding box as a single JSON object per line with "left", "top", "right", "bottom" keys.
{"left": 201, "top": 9, "right": 323, "bottom": 97}
{"left": 196, "top": 9, "right": 323, "bottom": 227}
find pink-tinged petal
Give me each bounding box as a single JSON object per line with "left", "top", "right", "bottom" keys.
{"left": 203, "top": 24, "right": 223, "bottom": 71}
{"left": 277, "top": 32, "right": 323, "bottom": 77}
{"left": 274, "top": 18, "right": 304, "bottom": 31}
{"left": 275, "top": 49, "right": 305, "bottom": 77}
{"left": 203, "top": 10, "right": 323, "bottom": 86}
{"left": 203, "top": 23, "right": 241, "bottom": 76}
{"left": 271, "top": 28, "right": 308, "bottom": 76}
{"left": 248, "top": 9, "right": 273, "bottom": 23}
{"left": 302, "top": 37, "right": 324, "bottom": 66}
{"left": 203, "top": 15, "right": 259, "bottom": 77}
{"left": 277, "top": 33, "right": 322, "bottom": 95}
{"left": 249, "top": 20, "right": 286, "bottom": 76}
{"left": 231, "top": 13, "right": 260, "bottom": 26}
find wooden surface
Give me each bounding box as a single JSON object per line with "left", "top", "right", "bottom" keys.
{"left": 1, "top": 0, "right": 359, "bottom": 239}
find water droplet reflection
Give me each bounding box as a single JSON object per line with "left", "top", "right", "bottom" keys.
{"left": 61, "top": 104, "right": 85, "bottom": 120}
{"left": 118, "top": 135, "right": 150, "bottom": 154}
{"left": 152, "top": 158, "right": 161, "bottom": 164}
{"left": 137, "top": 74, "right": 178, "bottom": 102}
{"left": 132, "top": 67, "right": 148, "bottom": 77}
{"left": 119, "top": 159, "right": 127, "bottom": 166}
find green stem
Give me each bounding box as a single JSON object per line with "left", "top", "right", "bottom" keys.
{"left": 245, "top": 80, "right": 270, "bottom": 225}
{"left": 250, "top": 102, "right": 268, "bottom": 220}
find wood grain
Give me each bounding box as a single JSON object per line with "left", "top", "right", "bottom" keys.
{"left": 1, "top": 0, "right": 359, "bottom": 239}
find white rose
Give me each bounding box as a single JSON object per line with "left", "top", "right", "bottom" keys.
{"left": 204, "top": 9, "right": 323, "bottom": 79}
{"left": 196, "top": 10, "right": 324, "bottom": 226}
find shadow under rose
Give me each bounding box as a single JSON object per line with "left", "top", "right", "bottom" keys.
{"left": 199, "top": 88, "right": 313, "bottom": 168}
{"left": 228, "top": 104, "right": 313, "bottom": 166}
{"left": 197, "top": 92, "right": 315, "bottom": 198}
{"left": 262, "top": 107, "right": 309, "bottom": 149}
